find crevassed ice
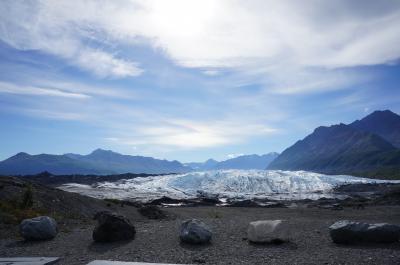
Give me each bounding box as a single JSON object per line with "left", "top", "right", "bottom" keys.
{"left": 59, "top": 170, "right": 400, "bottom": 201}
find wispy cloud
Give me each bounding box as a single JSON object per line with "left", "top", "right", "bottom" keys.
{"left": 2, "top": 1, "right": 400, "bottom": 89}
{"left": 0, "top": 81, "right": 90, "bottom": 98}
{"left": 0, "top": 1, "right": 143, "bottom": 78}
{"left": 104, "top": 119, "right": 278, "bottom": 150}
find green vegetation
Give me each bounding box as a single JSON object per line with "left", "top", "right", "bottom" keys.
{"left": 0, "top": 199, "right": 44, "bottom": 224}
{"left": 20, "top": 183, "right": 34, "bottom": 209}
{"left": 0, "top": 184, "right": 44, "bottom": 224}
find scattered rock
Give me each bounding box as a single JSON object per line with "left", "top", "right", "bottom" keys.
{"left": 329, "top": 220, "right": 400, "bottom": 244}
{"left": 138, "top": 205, "right": 167, "bottom": 219}
{"left": 179, "top": 219, "right": 212, "bottom": 244}
{"left": 19, "top": 216, "right": 58, "bottom": 241}
{"left": 228, "top": 199, "right": 261, "bottom": 207}
{"left": 92, "top": 211, "right": 135, "bottom": 242}
{"left": 247, "top": 220, "right": 288, "bottom": 244}
{"left": 318, "top": 203, "right": 343, "bottom": 210}
{"left": 149, "top": 196, "right": 185, "bottom": 205}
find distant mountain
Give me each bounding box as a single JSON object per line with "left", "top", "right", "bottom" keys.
{"left": 0, "top": 152, "right": 108, "bottom": 175}
{"left": 186, "top": 153, "right": 279, "bottom": 171}
{"left": 214, "top": 153, "right": 279, "bottom": 170}
{"left": 0, "top": 149, "right": 190, "bottom": 175}
{"left": 184, "top": 159, "right": 218, "bottom": 171}
{"left": 68, "top": 149, "right": 190, "bottom": 174}
{"left": 350, "top": 110, "right": 400, "bottom": 148}
{"left": 268, "top": 110, "right": 400, "bottom": 179}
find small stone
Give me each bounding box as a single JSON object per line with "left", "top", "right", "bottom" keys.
{"left": 19, "top": 216, "right": 58, "bottom": 241}
{"left": 179, "top": 219, "right": 212, "bottom": 244}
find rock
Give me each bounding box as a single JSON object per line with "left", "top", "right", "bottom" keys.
{"left": 92, "top": 211, "right": 135, "bottom": 242}
{"left": 228, "top": 199, "right": 261, "bottom": 207}
{"left": 329, "top": 220, "right": 400, "bottom": 244}
{"left": 247, "top": 220, "right": 288, "bottom": 244}
{"left": 138, "top": 205, "right": 167, "bottom": 219}
{"left": 179, "top": 219, "right": 212, "bottom": 244}
{"left": 149, "top": 196, "right": 186, "bottom": 205}
{"left": 19, "top": 216, "right": 58, "bottom": 241}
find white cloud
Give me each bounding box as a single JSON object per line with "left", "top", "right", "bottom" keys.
{"left": 0, "top": 1, "right": 143, "bottom": 78}
{"left": 1, "top": 0, "right": 399, "bottom": 87}
{"left": 227, "top": 153, "right": 244, "bottom": 159}
{"left": 105, "top": 119, "right": 278, "bottom": 149}
{"left": 75, "top": 49, "right": 143, "bottom": 78}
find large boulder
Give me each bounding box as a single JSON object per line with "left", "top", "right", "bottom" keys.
{"left": 329, "top": 220, "right": 400, "bottom": 244}
{"left": 247, "top": 220, "right": 288, "bottom": 244}
{"left": 179, "top": 219, "right": 212, "bottom": 244}
{"left": 19, "top": 216, "right": 57, "bottom": 241}
{"left": 92, "top": 211, "right": 136, "bottom": 242}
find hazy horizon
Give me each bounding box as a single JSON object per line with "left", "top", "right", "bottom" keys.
{"left": 1, "top": 1, "right": 400, "bottom": 162}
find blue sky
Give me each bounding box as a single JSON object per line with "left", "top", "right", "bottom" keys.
{"left": 0, "top": 0, "right": 400, "bottom": 162}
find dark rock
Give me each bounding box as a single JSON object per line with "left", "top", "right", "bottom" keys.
{"left": 318, "top": 203, "right": 343, "bottom": 210}
{"left": 138, "top": 205, "right": 167, "bottom": 219}
{"left": 149, "top": 196, "right": 184, "bottom": 205}
{"left": 92, "top": 211, "right": 135, "bottom": 242}
{"left": 19, "top": 216, "right": 57, "bottom": 241}
{"left": 179, "top": 219, "right": 212, "bottom": 244}
{"left": 228, "top": 199, "right": 261, "bottom": 207}
{"left": 329, "top": 220, "right": 400, "bottom": 244}
{"left": 198, "top": 197, "right": 220, "bottom": 205}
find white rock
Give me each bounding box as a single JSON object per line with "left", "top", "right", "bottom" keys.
{"left": 247, "top": 220, "right": 287, "bottom": 243}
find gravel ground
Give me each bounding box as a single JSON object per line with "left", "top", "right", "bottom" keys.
{"left": 1, "top": 205, "right": 400, "bottom": 265}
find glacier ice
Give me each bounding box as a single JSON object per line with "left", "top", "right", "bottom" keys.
{"left": 59, "top": 170, "right": 400, "bottom": 201}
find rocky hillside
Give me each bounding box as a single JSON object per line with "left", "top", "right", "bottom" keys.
{"left": 0, "top": 176, "right": 120, "bottom": 224}
{"left": 268, "top": 110, "right": 400, "bottom": 179}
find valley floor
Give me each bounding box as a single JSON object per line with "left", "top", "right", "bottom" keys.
{"left": 1, "top": 205, "right": 400, "bottom": 265}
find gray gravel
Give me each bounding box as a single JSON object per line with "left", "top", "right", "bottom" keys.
{"left": 1, "top": 206, "right": 400, "bottom": 265}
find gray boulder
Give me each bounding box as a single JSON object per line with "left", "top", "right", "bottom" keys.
{"left": 329, "top": 220, "right": 400, "bottom": 244}
{"left": 19, "top": 216, "right": 57, "bottom": 241}
{"left": 179, "top": 219, "right": 212, "bottom": 244}
{"left": 93, "top": 211, "right": 136, "bottom": 242}
{"left": 247, "top": 220, "right": 288, "bottom": 244}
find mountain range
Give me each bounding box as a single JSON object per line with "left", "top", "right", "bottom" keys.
{"left": 0, "top": 149, "right": 191, "bottom": 175}
{"left": 268, "top": 110, "right": 400, "bottom": 179}
{"left": 185, "top": 153, "right": 279, "bottom": 171}
{"left": 1, "top": 109, "right": 399, "bottom": 178}
{"left": 0, "top": 149, "right": 278, "bottom": 175}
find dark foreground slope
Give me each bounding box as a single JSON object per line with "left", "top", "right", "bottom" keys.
{"left": 0, "top": 176, "right": 121, "bottom": 224}
{"left": 268, "top": 110, "right": 400, "bottom": 179}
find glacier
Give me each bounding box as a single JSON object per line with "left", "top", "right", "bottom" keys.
{"left": 59, "top": 170, "right": 400, "bottom": 202}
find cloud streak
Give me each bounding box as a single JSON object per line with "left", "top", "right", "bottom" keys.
{"left": 0, "top": 81, "right": 90, "bottom": 98}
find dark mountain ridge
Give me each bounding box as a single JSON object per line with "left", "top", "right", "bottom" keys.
{"left": 350, "top": 110, "right": 400, "bottom": 148}
{"left": 268, "top": 110, "right": 400, "bottom": 179}
{"left": 0, "top": 149, "right": 190, "bottom": 175}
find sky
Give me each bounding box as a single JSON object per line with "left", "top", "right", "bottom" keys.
{"left": 0, "top": 0, "right": 400, "bottom": 162}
